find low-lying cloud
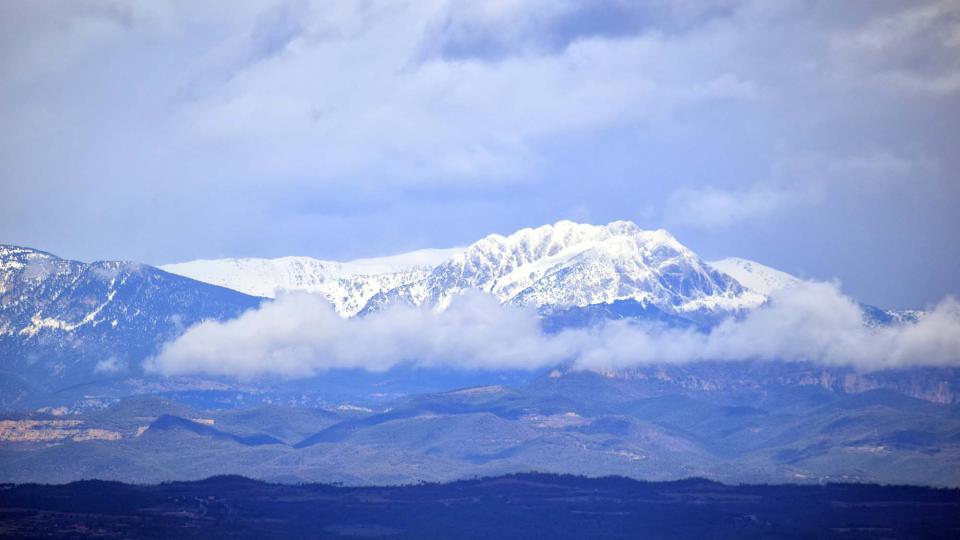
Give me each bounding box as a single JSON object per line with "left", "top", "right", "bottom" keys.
{"left": 147, "top": 291, "right": 573, "bottom": 378}
{"left": 575, "top": 283, "right": 960, "bottom": 371}
{"left": 147, "top": 283, "right": 960, "bottom": 379}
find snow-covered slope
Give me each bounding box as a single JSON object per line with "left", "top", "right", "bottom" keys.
{"left": 0, "top": 244, "right": 260, "bottom": 386}
{"left": 708, "top": 256, "right": 924, "bottom": 325}
{"left": 364, "top": 221, "right": 765, "bottom": 317}
{"left": 159, "top": 221, "right": 921, "bottom": 327}
{"left": 707, "top": 257, "right": 800, "bottom": 296}
{"left": 160, "top": 248, "right": 463, "bottom": 316}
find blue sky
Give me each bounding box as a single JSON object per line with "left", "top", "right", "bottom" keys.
{"left": 1, "top": 0, "right": 958, "bottom": 309}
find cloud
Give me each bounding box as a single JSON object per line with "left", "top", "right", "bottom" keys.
{"left": 147, "top": 291, "right": 573, "bottom": 378}
{"left": 666, "top": 183, "right": 802, "bottom": 229}
{"left": 94, "top": 357, "right": 126, "bottom": 374}
{"left": 147, "top": 283, "right": 960, "bottom": 379}
{"left": 831, "top": 0, "right": 960, "bottom": 96}
{"left": 174, "top": 10, "right": 761, "bottom": 183}
{"left": 577, "top": 283, "right": 960, "bottom": 371}
{"left": 666, "top": 151, "right": 931, "bottom": 229}
{"left": 2, "top": 0, "right": 765, "bottom": 185}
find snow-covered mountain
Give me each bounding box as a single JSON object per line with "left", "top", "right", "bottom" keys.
{"left": 0, "top": 224, "right": 933, "bottom": 404}
{"left": 0, "top": 245, "right": 261, "bottom": 387}
{"left": 161, "top": 248, "right": 462, "bottom": 316}
{"left": 1, "top": 222, "right": 773, "bottom": 392}
{"left": 120, "top": 221, "right": 927, "bottom": 329}
{"left": 707, "top": 257, "right": 801, "bottom": 296}
{"left": 164, "top": 221, "right": 773, "bottom": 320}
{"left": 363, "top": 221, "right": 765, "bottom": 318}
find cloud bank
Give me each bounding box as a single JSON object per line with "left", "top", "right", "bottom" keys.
{"left": 148, "top": 283, "right": 960, "bottom": 379}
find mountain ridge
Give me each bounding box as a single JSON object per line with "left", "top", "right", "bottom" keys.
{"left": 0, "top": 244, "right": 263, "bottom": 388}
{"left": 0, "top": 221, "right": 933, "bottom": 401}
{"left": 160, "top": 248, "right": 463, "bottom": 316}
{"left": 163, "top": 221, "right": 773, "bottom": 320}
{"left": 364, "top": 221, "right": 764, "bottom": 318}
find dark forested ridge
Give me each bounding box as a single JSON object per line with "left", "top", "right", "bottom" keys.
{"left": 2, "top": 473, "right": 959, "bottom": 539}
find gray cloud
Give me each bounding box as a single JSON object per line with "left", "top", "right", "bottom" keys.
{"left": 147, "top": 283, "right": 960, "bottom": 379}
{"left": 830, "top": 0, "right": 960, "bottom": 96}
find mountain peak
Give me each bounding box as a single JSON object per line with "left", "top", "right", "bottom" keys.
{"left": 158, "top": 221, "right": 767, "bottom": 319}
{"left": 465, "top": 220, "right": 683, "bottom": 262}
{"left": 0, "top": 244, "right": 60, "bottom": 263}
{"left": 368, "top": 220, "right": 762, "bottom": 316}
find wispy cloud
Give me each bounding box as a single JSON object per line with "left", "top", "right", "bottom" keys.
{"left": 666, "top": 183, "right": 802, "bottom": 229}
{"left": 147, "top": 283, "right": 960, "bottom": 379}
{"left": 831, "top": 0, "right": 960, "bottom": 96}
{"left": 666, "top": 151, "right": 931, "bottom": 229}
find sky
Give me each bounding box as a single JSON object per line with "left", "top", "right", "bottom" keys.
{"left": 1, "top": 0, "right": 958, "bottom": 309}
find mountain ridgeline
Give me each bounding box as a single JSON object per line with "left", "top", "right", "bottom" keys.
{"left": 0, "top": 245, "right": 262, "bottom": 392}
{"left": 163, "top": 221, "right": 767, "bottom": 321}
{"left": 0, "top": 221, "right": 945, "bottom": 404}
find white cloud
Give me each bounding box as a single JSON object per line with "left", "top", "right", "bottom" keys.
{"left": 94, "top": 357, "right": 126, "bottom": 374}
{"left": 2, "top": 0, "right": 954, "bottom": 189}
{"left": 146, "top": 291, "right": 573, "bottom": 378}
{"left": 577, "top": 283, "right": 960, "bottom": 371}
{"left": 147, "top": 283, "right": 960, "bottom": 379}
{"left": 174, "top": 14, "right": 761, "bottom": 182}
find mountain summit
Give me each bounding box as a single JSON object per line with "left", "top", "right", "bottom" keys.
{"left": 164, "top": 221, "right": 765, "bottom": 319}
{"left": 363, "top": 221, "right": 763, "bottom": 317}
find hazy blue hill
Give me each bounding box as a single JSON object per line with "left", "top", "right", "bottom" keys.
{"left": 146, "top": 414, "right": 285, "bottom": 446}
{"left": 4, "top": 368, "right": 960, "bottom": 486}
{"left": 211, "top": 405, "right": 343, "bottom": 443}
{"left": 0, "top": 370, "right": 35, "bottom": 409}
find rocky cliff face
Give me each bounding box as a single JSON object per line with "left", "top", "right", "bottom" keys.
{"left": 584, "top": 362, "right": 960, "bottom": 404}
